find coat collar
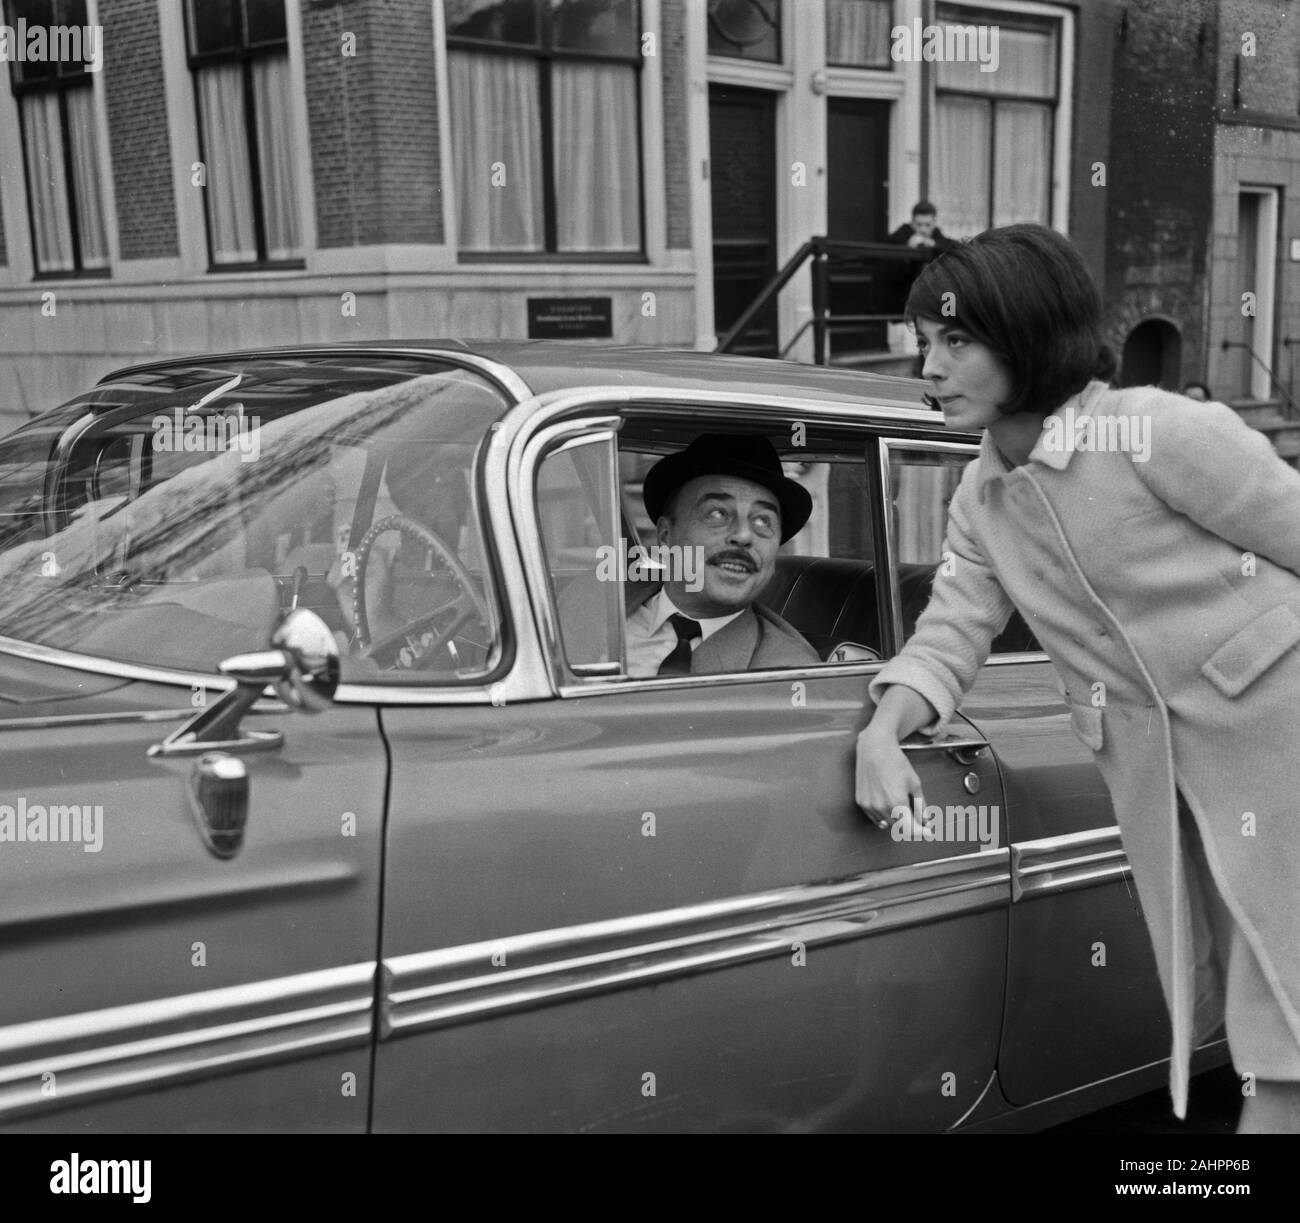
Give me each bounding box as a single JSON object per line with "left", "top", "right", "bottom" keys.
{"left": 978, "top": 378, "right": 1110, "bottom": 480}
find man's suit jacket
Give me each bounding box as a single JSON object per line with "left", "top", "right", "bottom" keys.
{"left": 558, "top": 577, "right": 820, "bottom": 674}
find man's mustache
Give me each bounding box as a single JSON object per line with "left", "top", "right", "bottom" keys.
{"left": 707, "top": 548, "right": 758, "bottom": 572}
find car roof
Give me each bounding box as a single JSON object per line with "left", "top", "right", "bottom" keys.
{"left": 100, "top": 339, "right": 934, "bottom": 413}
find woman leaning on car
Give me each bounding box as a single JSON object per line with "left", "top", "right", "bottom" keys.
{"left": 855, "top": 223, "right": 1300, "bottom": 1134}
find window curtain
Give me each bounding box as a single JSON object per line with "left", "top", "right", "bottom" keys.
{"left": 450, "top": 51, "right": 543, "bottom": 251}
{"left": 552, "top": 61, "right": 639, "bottom": 252}
{"left": 65, "top": 85, "right": 109, "bottom": 269}
{"left": 197, "top": 62, "right": 257, "bottom": 263}
{"left": 826, "top": 0, "right": 892, "bottom": 67}
{"left": 933, "top": 96, "right": 990, "bottom": 237}
{"left": 935, "top": 24, "right": 1054, "bottom": 95}
{"left": 993, "top": 102, "right": 1050, "bottom": 226}
{"left": 252, "top": 55, "right": 302, "bottom": 260}
{"left": 20, "top": 93, "right": 75, "bottom": 273}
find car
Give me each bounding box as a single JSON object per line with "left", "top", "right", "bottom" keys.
{"left": 0, "top": 341, "right": 1226, "bottom": 1133}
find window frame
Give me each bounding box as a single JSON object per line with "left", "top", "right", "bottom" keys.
{"left": 706, "top": 0, "right": 782, "bottom": 64}
{"left": 5, "top": 0, "right": 109, "bottom": 278}
{"left": 182, "top": 0, "right": 304, "bottom": 271}
{"left": 928, "top": 1, "right": 1064, "bottom": 235}
{"left": 515, "top": 392, "right": 951, "bottom": 696}
{"left": 446, "top": 0, "right": 647, "bottom": 260}
{"left": 878, "top": 436, "right": 1044, "bottom": 659}
{"left": 824, "top": 0, "right": 894, "bottom": 71}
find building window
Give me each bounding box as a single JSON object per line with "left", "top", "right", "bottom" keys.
{"left": 447, "top": 0, "right": 643, "bottom": 256}
{"left": 826, "top": 0, "right": 892, "bottom": 69}
{"left": 6, "top": 0, "right": 109, "bottom": 275}
{"left": 707, "top": 0, "right": 781, "bottom": 63}
{"left": 930, "top": 3, "right": 1059, "bottom": 237}
{"left": 184, "top": 0, "right": 302, "bottom": 268}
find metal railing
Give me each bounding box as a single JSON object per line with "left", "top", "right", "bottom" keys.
{"left": 715, "top": 236, "right": 933, "bottom": 365}
{"left": 1221, "top": 338, "right": 1300, "bottom": 419}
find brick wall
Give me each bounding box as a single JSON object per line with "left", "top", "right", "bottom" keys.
{"left": 1104, "top": 0, "right": 1217, "bottom": 382}
{"left": 1218, "top": 0, "right": 1300, "bottom": 117}
{"left": 102, "top": 0, "right": 179, "bottom": 259}
{"left": 661, "top": 0, "right": 691, "bottom": 250}
{"left": 304, "top": 0, "right": 442, "bottom": 248}
{"left": 1067, "top": 0, "right": 1119, "bottom": 282}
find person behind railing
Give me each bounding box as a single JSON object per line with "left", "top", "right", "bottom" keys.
{"left": 887, "top": 201, "right": 957, "bottom": 253}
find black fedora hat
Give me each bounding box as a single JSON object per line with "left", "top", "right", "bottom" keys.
{"left": 642, "top": 433, "right": 812, "bottom": 543}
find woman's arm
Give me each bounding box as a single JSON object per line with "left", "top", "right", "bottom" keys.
{"left": 856, "top": 467, "right": 1015, "bottom": 824}
{"left": 855, "top": 685, "right": 940, "bottom": 828}
{"left": 1131, "top": 392, "right": 1300, "bottom": 576}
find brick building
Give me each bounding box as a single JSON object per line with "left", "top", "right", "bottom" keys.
{"left": 1, "top": 0, "right": 1296, "bottom": 451}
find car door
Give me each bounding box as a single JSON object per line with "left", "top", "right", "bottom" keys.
{"left": 879, "top": 439, "right": 1174, "bottom": 1108}
{"left": 0, "top": 359, "right": 499, "bottom": 1132}
{"left": 0, "top": 667, "right": 386, "bottom": 1134}
{"left": 371, "top": 394, "right": 1011, "bottom": 1133}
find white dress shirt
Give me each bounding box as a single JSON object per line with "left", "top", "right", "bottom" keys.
{"left": 625, "top": 588, "right": 745, "bottom": 677}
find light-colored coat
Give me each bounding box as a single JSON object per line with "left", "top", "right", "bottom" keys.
{"left": 869, "top": 378, "right": 1300, "bottom": 1116}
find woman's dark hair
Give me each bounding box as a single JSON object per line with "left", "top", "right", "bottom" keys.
{"left": 905, "top": 223, "right": 1114, "bottom": 416}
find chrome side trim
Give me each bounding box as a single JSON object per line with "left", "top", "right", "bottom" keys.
{"left": 513, "top": 385, "right": 949, "bottom": 430}
{"left": 383, "top": 850, "right": 1011, "bottom": 1037}
{"left": 0, "top": 634, "right": 546, "bottom": 708}
{"left": 948, "top": 1067, "right": 1000, "bottom": 1131}
{"left": 0, "top": 634, "right": 240, "bottom": 689}
{"left": 0, "top": 708, "right": 194, "bottom": 732}
{"left": 0, "top": 963, "right": 374, "bottom": 1121}
{"left": 1010, "top": 827, "right": 1130, "bottom": 903}
{"left": 554, "top": 658, "right": 886, "bottom": 697}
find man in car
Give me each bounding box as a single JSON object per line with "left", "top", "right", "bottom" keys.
{"left": 570, "top": 433, "right": 820, "bottom": 676}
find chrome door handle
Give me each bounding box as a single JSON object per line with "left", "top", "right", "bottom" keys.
{"left": 898, "top": 737, "right": 990, "bottom": 767}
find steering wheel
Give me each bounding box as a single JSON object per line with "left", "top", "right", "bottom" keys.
{"left": 352, "top": 515, "right": 490, "bottom": 669}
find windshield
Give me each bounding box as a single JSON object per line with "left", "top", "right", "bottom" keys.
{"left": 0, "top": 355, "right": 511, "bottom": 682}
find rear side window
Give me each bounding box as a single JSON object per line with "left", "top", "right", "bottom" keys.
{"left": 884, "top": 442, "right": 1041, "bottom": 654}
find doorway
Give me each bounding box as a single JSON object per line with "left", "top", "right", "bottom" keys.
{"left": 827, "top": 98, "right": 891, "bottom": 357}
{"left": 709, "top": 85, "right": 778, "bottom": 355}
{"left": 1231, "top": 188, "right": 1279, "bottom": 399}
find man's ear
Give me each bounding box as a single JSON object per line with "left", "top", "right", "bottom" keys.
{"left": 655, "top": 516, "right": 672, "bottom": 547}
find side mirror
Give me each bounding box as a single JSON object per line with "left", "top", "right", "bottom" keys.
{"left": 268, "top": 607, "right": 340, "bottom": 712}
{"left": 148, "top": 609, "right": 339, "bottom": 758}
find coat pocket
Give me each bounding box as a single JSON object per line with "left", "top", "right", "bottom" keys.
{"left": 1067, "top": 701, "right": 1104, "bottom": 752}
{"left": 1201, "top": 605, "right": 1300, "bottom": 699}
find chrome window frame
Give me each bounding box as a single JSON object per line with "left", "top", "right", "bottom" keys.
{"left": 879, "top": 437, "right": 1050, "bottom": 665}
{"left": 0, "top": 348, "right": 555, "bottom": 708}
{"left": 507, "top": 387, "right": 967, "bottom": 698}
{"left": 517, "top": 417, "right": 626, "bottom": 689}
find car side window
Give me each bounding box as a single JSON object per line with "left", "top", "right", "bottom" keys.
{"left": 884, "top": 443, "right": 1041, "bottom": 653}
{"left": 536, "top": 431, "right": 624, "bottom": 673}
{"left": 610, "top": 420, "right": 883, "bottom": 671}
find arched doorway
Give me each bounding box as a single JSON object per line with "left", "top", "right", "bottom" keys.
{"left": 1119, "top": 318, "right": 1182, "bottom": 388}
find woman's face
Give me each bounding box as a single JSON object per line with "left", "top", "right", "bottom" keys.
{"left": 915, "top": 317, "right": 1015, "bottom": 430}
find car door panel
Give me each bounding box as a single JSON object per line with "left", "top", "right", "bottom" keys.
{"left": 0, "top": 671, "right": 386, "bottom": 1133}
{"left": 373, "top": 669, "right": 1009, "bottom": 1132}
{"left": 960, "top": 660, "right": 1173, "bottom": 1103}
